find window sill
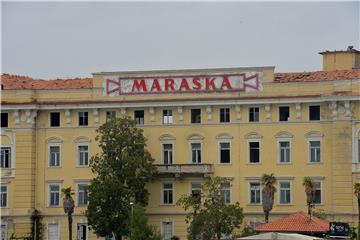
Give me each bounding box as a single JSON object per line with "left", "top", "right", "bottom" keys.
{"left": 76, "top": 165, "right": 90, "bottom": 168}
{"left": 307, "top": 162, "right": 323, "bottom": 165}
{"left": 247, "top": 163, "right": 261, "bottom": 165}
{"left": 247, "top": 203, "right": 262, "bottom": 206}
{"left": 277, "top": 204, "right": 293, "bottom": 206}
{"left": 159, "top": 204, "right": 175, "bottom": 206}
{"left": 48, "top": 166, "right": 62, "bottom": 169}
{"left": 47, "top": 206, "right": 61, "bottom": 208}
{"left": 218, "top": 163, "right": 232, "bottom": 165}
{"left": 277, "top": 162, "right": 292, "bottom": 165}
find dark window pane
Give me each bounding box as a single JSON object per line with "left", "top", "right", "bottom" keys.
{"left": 1, "top": 113, "right": 8, "bottom": 128}
{"left": 50, "top": 112, "right": 60, "bottom": 127}
{"left": 191, "top": 109, "right": 201, "bottom": 123}
{"left": 134, "top": 110, "right": 144, "bottom": 125}
{"left": 249, "top": 142, "right": 260, "bottom": 163}
{"left": 249, "top": 107, "right": 259, "bottom": 122}
{"left": 220, "top": 108, "right": 230, "bottom": 123}
{"left": 279, "top": 106, "right": 290, "bottom": 121}
{"left": 220, "top": 149, "right": 230, "bottom": 163}
{"left": 79, "top": 112, "right": 88, "bottom": 126}
{"left": 106, "top": 111, "right": 116, "bottom": 121}
{"left": 309, "top": 105, "right": 320, "bottom": 121}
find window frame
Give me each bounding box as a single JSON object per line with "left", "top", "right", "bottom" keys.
{"left": 278, "top": 105, "right": 290, "bottom": 122}
{"left": 189, "top": 181, "right": 202, "bottom": 200}
{"left": 220, "top": 182, "right": 231, "bottom": 204}
{"left": 219, "top": 107, "right": 231, "bottom": 123}
{"left": 1, "top": 112, "right": 8, "bottom": 128}
{"left": 248, "top": 140, "right": 261, "bottom": 164}
{"left": 48, "top": 183, "right": 61, "bottom": 207}
{"left": 77, "top": 144, "right": 89, "bottom": 167}
{"left": 47, "top": 223, "right": 60, "bottom": 240}
{"left": 162, "top": 182, "right": 174, "bottom": 205}
{"left": 190, "top": 142, "right": 202, "bottom": 164}
{"left": 309, "top": 105, "right": 321, "bottom": 121}
{"left": 190, "top": 108, "right": 201, "bottom": 124}
{"left": 278, "top": 181, "right": 292, "bottom": 205}
{"left": 308, "top": 139, "right": 322, "bottom": 163}
{"left": 162, "top": 143, "right": 174, "bottom": 165}
{"left": 218, "top": 141, "right": 231, "bottom": 164}
{"left": 49, "top": 111, "right": 61, "bottom": 127}
{"left": 313, "top": 180, "right": 323, "bottom": 205}
{"left": 249, "top": 181, "right": 261, "bottom": 204}
{"left": 161, "top": 220, "right": 174, "bottom": 240}
{"left": 48, "top": 144, "right": 61, "bottom": 168}
{"left": 106, "top": 111, "right": 116, "bottom": 122}
{"left": 77, "top": 223, "right": 89, "bottom": 240}
{"left": 162, "top": 109, "right": 173, "bottom": 124}
{"left": 0, "top": 184, "right": 8, "bottom": 208}
{"left": 78, "top": 111, "right": 89, "bottom": 126}
{"left": 0, "top": 147, "right": 12, "bottom": 169}
{"left": 77, "top": 183, "right": 89, "bottom": 207}
{"left": 278, "top": 139, "right": 291, "bottom": 164}
{"left": 248, "top": 106, "right": 260, "bottom": 122}
{"left": 134, "top": 110, "right": 145, "bottom": 125}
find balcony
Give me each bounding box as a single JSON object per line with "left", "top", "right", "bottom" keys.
{"left": 156, "top": 164, "right": 213, "bottom": 178}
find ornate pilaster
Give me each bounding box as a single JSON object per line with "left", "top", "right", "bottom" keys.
{"left": 235, "top": 105, "right": 241, "bottom": 121}
{"left": 177, "top": 106, "right": 183, "bottom": 122}
{"left": 149, "top": 107, "right": 155, "bottom": 122}
{"left": 295, "top": 103, "right": 301, "bottom": 120}
{"left": 120, "top": 108, "right": 127, "bottom": 117}
{"left": 344, "top": 101, "right": 353, "bottom": 119}
{"left": 265, "top": 104, "right": 271, "bottom": 122}
{"left": 93, "top": 109, "right": 99, "bottom": 126}
{"left": 206, "top": 106, "right": 212, "bottom": 123}
{"left": 65, "top": 110, "right": 71, "bottom": 127}
{"left": 329, "top": 101, "right": 337, "bottom": 121}
{"left": 13, "top": 110, "right": 20, "bottom": 126}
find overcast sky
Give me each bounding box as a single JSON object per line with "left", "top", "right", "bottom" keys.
{"left": 1, "top": 1, "right": 359, "bottom": 79}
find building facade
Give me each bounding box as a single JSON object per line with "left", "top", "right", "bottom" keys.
{"left": 1, "top": 48, "right": 360, "bottom": 240}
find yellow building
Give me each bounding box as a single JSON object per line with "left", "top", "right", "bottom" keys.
{"left": 1, "top": 47, "right": 360, "bottom": 240}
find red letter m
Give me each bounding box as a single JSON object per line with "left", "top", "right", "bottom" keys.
{"left": 131, "top": 79, "right": 147, "bottom": 92}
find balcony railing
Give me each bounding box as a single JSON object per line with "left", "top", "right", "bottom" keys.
{"left": 156, "top": 164, "right": 213, "bottom": 178}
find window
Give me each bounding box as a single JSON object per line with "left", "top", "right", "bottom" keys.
{"left": 162, "top": 144, "right": 173, "bottom": 165}
{"left": 163, "top": 109, "right": 173, "bottom": 124}
{"left": 1, "top": 113, "right": 8, "bottom": 128}
{"left": 358, "top": 139, "right": 360, "bottom": 163}
{"left": 134, "top": 110, "right": 144, "bottom": 125}
{"left": 49, "top": 146, "right": 60, "bottom": 167}
{"left": 106, "top": 111, "right": 116, "bottom": 122}
{"left": 77, "top": 223, "right": 88, "bottom": 240}
{"left": 78, "top": 112, "right": 88, "bottom": 126}
{"left": 50, "top": 112, "right": 60, "bottom": 127}
{"left": 191, "top": 182, "right": 201, "bottom": 201}
{"left": 191, "top": 109, "right": 201, "bottom": 123}
{"left": 191, "top": 143, "right": 201, "bottom": 163}
{"left": 48, "top": 223, "right": 60, "bottom": 240}
{"left": 249, "top": 182, "right": 261, "bottom": 204}
{"left": 309, "top": 105, "right": 320, "bottom": 121}
{"left": 162, "top": 221, "right": 173, "bottom": 240}
{"left": 220, "top": 182, "right": 231, "bottom": 204}
{"left": 279, "top": 181, "right": 291, "bottom": 204}
{"left": 279, "top": 106, "right": 290, "bottom": 121}
{"left": 0, "top": 185, "right": 7, "bottom": 208}
{"left": 249, "top": 142, "right": 260, "bottom": 163}
{"left": 49, "top": 184, "right": 60, "bottom": 206}
{"left": 220, "top": 108, "right": 230, "bottom": 123}
{"left": 78, "top": 145, "right": 89, "bottom": 166}
{"left": 1, "top": 224, "right": 7, "bottom": 240}
{"left": 0, "top": 147, "right": 11, "bottom": 168}
{"left": 77, "top": 184, "right": 88, "bottom": 206}
{"left": 162, "top": 183, "right": 173, "bottom": 204}
{"left": 313, "top": 181, "right": 322, "bottom": 204}
{"left": 249, "top": 107, "right": 259, "bottom": 122}
{"left": 309, "top": 141, "right": 321, "bottom": 163}
{"left": 219, "top": 142, "right": 230, "bottom": 164}
{"left": 279, "top": 141, "right": 290, "bottom": 163}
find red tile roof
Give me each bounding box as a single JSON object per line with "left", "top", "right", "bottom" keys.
{"left": 274, "top": 69, "right": 360, "bottom": 83}
{"left": 1, "top": 74, "right": 92, "bottom": 90}
{"left": 1, "top": 69, "right": 359, "bottom": 90}
{"left": 256, "top": 211, "right": 329, "bottom": 233}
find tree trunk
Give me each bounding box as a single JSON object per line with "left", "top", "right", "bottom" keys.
{"left": 68, "top": 214, "right": 72, "bottom": 240}
{"left": 307, "top": 202, "right": 311, "bottom": 215}
{"left": 265, "top": 211, "right": 269, "bottom": 223}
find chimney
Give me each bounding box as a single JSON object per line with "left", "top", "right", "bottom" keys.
{"left": 319, "top": 46, "right": 360, "bottom": 71}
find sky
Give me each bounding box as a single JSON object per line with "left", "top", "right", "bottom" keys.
{"left": 1, "top": 1, "right": 359, "bottom": 79}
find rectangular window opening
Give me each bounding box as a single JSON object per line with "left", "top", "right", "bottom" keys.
{"left": 250, "top": 182, "right": 261, "bottom": 204}
{"left": 163, "top": 144, "right": 173, "bottom": 165}
{"left": 163, "top": 109, "right": 173, "bottom": 124}
{"left": 78, "top": 112, "right": 88, "bottom": 126}
{"left": 191, "top": 109, "right": 201, "bottom": 124}
{"left": 191, "top": 143, "right": 201, "bottom": 163}
{"left": 309, "top": 105, "right": 320, "bottom": 121}
{"left": 249, "top": 107, "right": 259, "bottom": 122}
{"left": 50, "top": 112, "right": 60, "bottom": 127}
{"left": 1, "top": 113, "right": 8, "bottom": 128}
{"left": 106, "top": 111, "right": 116, "bottom": 122}
{"left": 220, "top": 108, "right": 230, "bottom": 123}
{"left": 279, "top": 106, "right": 290, "bottom": 122}
{"left": 220, "top": 142, "right": 230, "bottom": 164}
{"left": 163, "top": 183, "right": 173, "bottom": 204}
{"left": 249, "top": 142, "right": 260, "bottom": 163}
{"left": 134, "top": 110, "right": 144, "bottom": 125}
{"left": 0, "top": 147, "right": 11, "bottom": 168}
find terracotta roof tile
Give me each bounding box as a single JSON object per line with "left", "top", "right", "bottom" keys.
{"left": 255, "top": 211, "right": 329, "bottom": 233}
{"left": 1, "top": 74, "right": 92, "bottom": 90}
{"left": 274, "top": 69, "right": 360, "bottom": 83}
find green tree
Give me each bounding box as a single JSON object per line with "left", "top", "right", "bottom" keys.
{"left": 177, "top": 177, "right": 244, "bottom": 240}
{"left": 62, "top": 187, "right": 75, "bottom": 240}
{"left": 86, "top": 117, "right": 158, "bottom": 240}
{"left": 261, "top": 173, "right": 277, "bottom": 223}
{"left": 302, "top": 177, "right": 315, "bottom": 215}
{"left": 129, "top": 204, "right": 161, "bottom": 240}
{"left": 354, "top": 183, "right": 360, "bottom": 240}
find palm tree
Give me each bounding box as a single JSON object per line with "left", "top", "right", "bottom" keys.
{"left": 261, "top": 173, "right": 277, "bottom": 223}
{"left": 62, "top": 187, "right": 75, "bottom": 240}
{"left": 302, "top": 177, "right": 315, "bottom": 215}
{"left": 354, "top": 183, "right": 360, "bottom": 240}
